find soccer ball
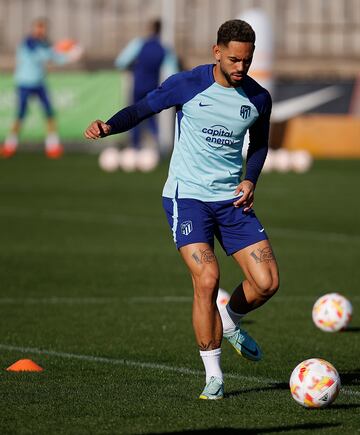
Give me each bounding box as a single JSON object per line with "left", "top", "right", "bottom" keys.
{"left": 216, "top": 288, "right": 230, "bottom": 309}
{"left": 273, "top": 149, "right": 291, "bottom": 173}
{"left": 290, "top": 150, "right": 313, "bottom": 173}
{"left": 289, "top": 358, "right": 341, "bottom": 408}
{"left": 119, "top": 148, "right": 138, "bottom": 172}
{"left": 98, "top": 147, "right": 120, "bottom": 172}
{"left": 312, "top": 293, "right": 352, "bottom": 332}
{"left": 136, "top": 148, "right": 159, "bottom": 172}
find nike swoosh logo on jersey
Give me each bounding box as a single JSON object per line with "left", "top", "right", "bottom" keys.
{"left": 199, "top": 102, "right": 212, "bottom": 107}
{"left": 258, "top": 228, "right": 265, "bottom": 233}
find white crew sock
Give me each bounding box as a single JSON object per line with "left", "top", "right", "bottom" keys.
{"left": 4, "top": 133, "right": 18, "bottom": 149}
{"left": 199, "top": 348, "right": 223, "bottom": 383}
{"left": 45, "top": 133, "right": 60, "bottom": 150}
{"left": 220, "top": 303, "right": 245, "bottom": 335}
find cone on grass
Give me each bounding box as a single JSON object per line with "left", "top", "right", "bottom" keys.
{"left": 6, "top": 359, "right": 43, "bottom": 372}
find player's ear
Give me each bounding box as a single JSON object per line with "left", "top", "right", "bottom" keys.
{"left": 213, "top": 44, "right": 221, "bottom": 62}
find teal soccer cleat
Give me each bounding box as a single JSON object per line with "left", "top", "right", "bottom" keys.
{"left": 224, "top": 327, "right": 262, "bottom": 361}
{"left": 199, "top": 376, "right": 224, "bottom": 400}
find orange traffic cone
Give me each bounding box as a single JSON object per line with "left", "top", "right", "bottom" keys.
{"left": 6, "top": 359, "right": 44, "bottom": 372}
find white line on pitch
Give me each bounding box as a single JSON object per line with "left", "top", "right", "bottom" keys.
{"left": 0, "top": 343, "right": 276, "bottom": 385}
{"left": 127, "top": 295, "right": 360, "bottom": 304}
{"left": 0, "top": 297, "right": 115, "bottom": 305}
{"left": 0, "top": 344, "right": 358, "bottom": 398}
{"left": 0, "top": 295, "right": 358, "bottom": 305}
{"left": 127, "top": 296, "right": 192, "bottom": 303}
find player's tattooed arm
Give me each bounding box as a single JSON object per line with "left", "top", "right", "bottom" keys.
{"left": 250, "top": 247, "right": 275, "bottom": 264}
{"left": 192, "top": 249, "right": 216, "bottom": 265}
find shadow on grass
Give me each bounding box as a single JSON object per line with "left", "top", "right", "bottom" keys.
{"left": 146, "top": 422, "right": 341, "bottom": 434}
{"left": 239, "top": 319, "right": 255, "bottom": 325}
{"left": 339, "top": 369, "right": 360, "bottom": 386}
{"left": 326, "top": 403, "right": 360, "bottom": 410}
{"left": 226, "top": 382, "right": 288, "bottom": 398}
{"left": 343, "top": 326, "right": 360, "bottom": 333}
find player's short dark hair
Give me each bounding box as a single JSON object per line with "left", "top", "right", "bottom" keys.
{"left": 152, "top": 19, "right": 162, "bottom": 35}
{"left": 217, "top": 20, "right": 255, "bottom": 46}
{"left": 32, "top": 17, "right": 48, "bottom": 27}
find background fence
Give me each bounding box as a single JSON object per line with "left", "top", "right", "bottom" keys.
{"left": 1, "top": 0, "right": 359, "bottom": 77}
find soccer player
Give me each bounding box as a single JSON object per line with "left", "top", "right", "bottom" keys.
{"left": 1, "top": 18, "right": 80, "bottom": 158}
{"left": 114, "top": 19, "right": 178, "bottom": 164}
{"left": 84, "top": 19, "right": 279, "bottom": 400}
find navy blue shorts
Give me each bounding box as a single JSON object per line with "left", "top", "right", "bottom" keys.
{"left": 162, "top": 196, "right": 268, "bottom": 256}
{"left": 17, "top": 85, "right": 54, "bottom": 120}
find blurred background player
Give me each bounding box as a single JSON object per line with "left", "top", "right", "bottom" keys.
{"left": 1, "top": 18, "right": 81, "bottom": 159}
{"left": 114, "top": 19, "right": 178, "bottom": 168}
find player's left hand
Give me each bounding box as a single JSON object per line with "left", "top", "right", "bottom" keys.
{"left": 233, "top": 180, "right": 255, "bottom": 212}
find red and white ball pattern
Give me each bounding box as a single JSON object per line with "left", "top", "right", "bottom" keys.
{"left": 290, "top": 358, "right": 340, "bottom": 408}
{"left": 312, "top": 293, "right": 352, "bottom": 332}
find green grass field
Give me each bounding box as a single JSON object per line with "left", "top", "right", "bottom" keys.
{"left": 0, "top": 155, "right": 359, "bottom": 434}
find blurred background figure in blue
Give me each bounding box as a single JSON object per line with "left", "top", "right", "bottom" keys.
{"left": 1, "top": 17, "right": 82, "bottom": 159}
{"left": 114, "top": 19, "right": 178, "bottom": 171}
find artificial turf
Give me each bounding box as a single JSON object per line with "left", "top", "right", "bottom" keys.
{"left": 0, "top": 154, "right": 359, "bottom": 434}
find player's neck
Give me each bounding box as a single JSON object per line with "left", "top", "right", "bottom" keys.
{"left": 213, "top": 64, "right": 231, "bottom": 88}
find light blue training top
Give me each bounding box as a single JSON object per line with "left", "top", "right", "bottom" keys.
{"left": 145, "top": 64, "right": 271, "bottom": 201}
{"left": 14, "top": 37, "right": 68, "bottom": 87}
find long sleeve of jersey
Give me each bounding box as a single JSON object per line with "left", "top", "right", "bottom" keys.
{"left": 106, "top": 99, "right": 155, "bottom": 135}
{"left": 244, "top": 91, "right": 272, "bottom": 185}
{"left": 105, "top": 70, "right": 199, "bottom": 135}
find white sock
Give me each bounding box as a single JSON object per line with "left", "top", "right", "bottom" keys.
{"left": 220, "top": 304, "right": 245, "bottom": 335}
{"left": 199, "top": 348, "right": 223, "bottom": 383}
{"left": 45, "top": 133, "right": 60, "bottom": 150}
{"left": 4, "top": 133, "right": 18, "bottom": 149}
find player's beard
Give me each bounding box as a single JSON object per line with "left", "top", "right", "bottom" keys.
{"left": 221, "top": 66, "right": 244, "bottom": 88}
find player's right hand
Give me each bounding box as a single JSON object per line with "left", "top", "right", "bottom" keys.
{"left": 84, "top": 120, "right": 111, "bottom": 139}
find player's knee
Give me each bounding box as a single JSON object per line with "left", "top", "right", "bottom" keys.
{"left": 254, "top": 272, "right": 279, "bottom": 299}
{"left": 194, "top": 273, "right": 219, "bottom": 301}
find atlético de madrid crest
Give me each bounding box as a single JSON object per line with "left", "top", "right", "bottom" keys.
{"left": 240, "top": 105, "right": 251, "bottom": 119}
{"left": 181, "top": 220, "right": 193, "bottom": 236}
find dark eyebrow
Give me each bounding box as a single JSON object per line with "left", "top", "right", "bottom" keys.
{"left": 228, "top": 55, "right": 252, "bottom": 62}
